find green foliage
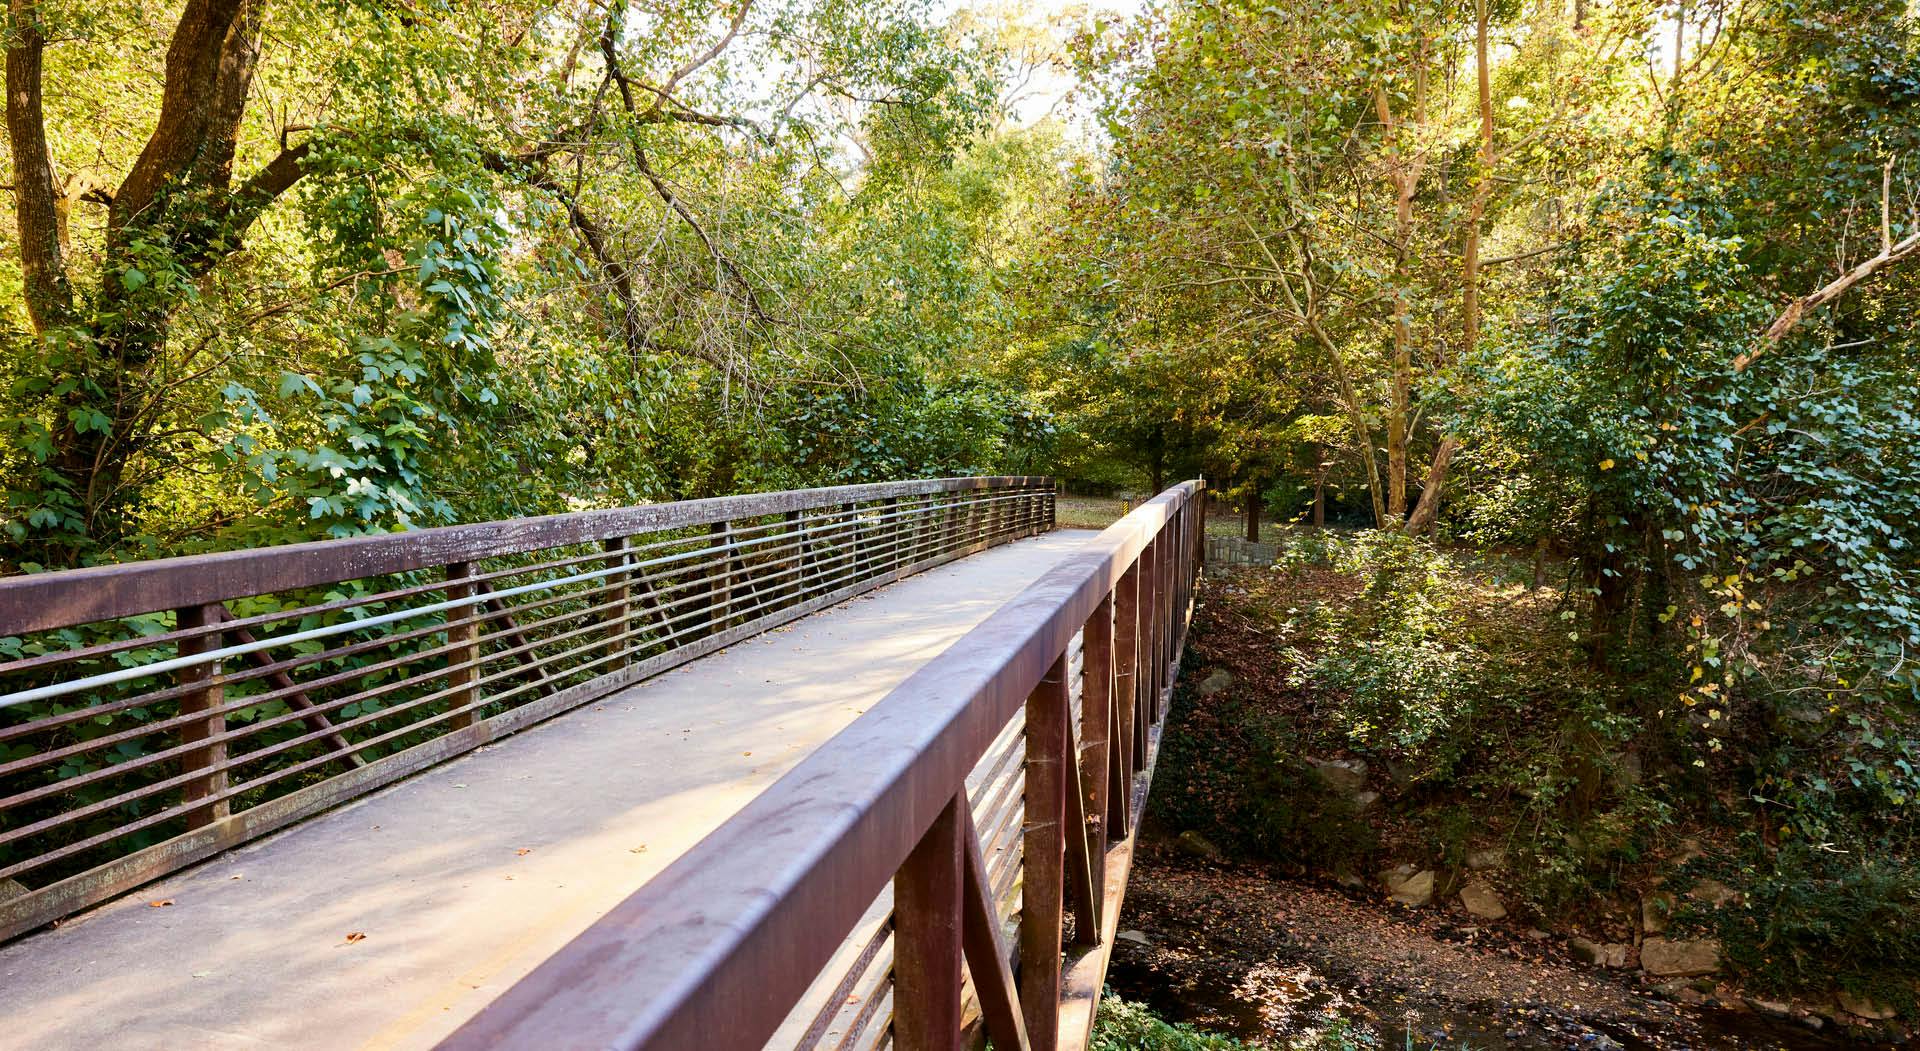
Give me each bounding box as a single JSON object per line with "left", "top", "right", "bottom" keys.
{"left": 1088, "top": 998, "right": 1257, "bottom": 1051}
{"left": 1714, "top": 846, "right": 1920, "bottom": 1007}
{"left": 1089, "top": 995, "right": 1377, "bottom": 1051}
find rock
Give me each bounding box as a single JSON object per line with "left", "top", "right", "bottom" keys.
{"left": 1653, "top": 979, "right": 1707, "bottom": 1005}
{"left": 1672, "top": 838, "right": 1705, "bottom": 866}
{"left": 1458, "top": 880, "right": 1507, "bottom": 920}
{"left": 1352, "top": 790, "right": 1381, "bottom": 810}
{"left": 1689, "top": 878, "right": 1739, "bottom": 908}
{"left": 1608, "top": 750, "right": 1644, "bottom": 789}
{"left": 1568, "top": 937, "right": 1630, "bottom": 968}
{"left": 1747, "top": 999, "right": 1793, "bottom": 1018}
{"left": 1641, "top": 893, "right": 1674, "bottom": 934}
{"left": 1116, "top": 929, "right": 1152, "bottom": 947}
{"left": 1641, "top": 936, "right": 1721, "bottom": 977}
{"left": 1835, "top": 990, "right": 1897, "bottom": 1021}
{"left": 1524, "top": 928, "right": 1551, "bottom": 941}
{"left": 1384, "top": 867, "right": 1435, "bottom": 907}
{"left": 1196, "top": 668, "right": 1234, "bottom": 697}
{"left": 1175, "top": 830, "right": 1223, "bottom": 860}
{"left": 1309, "top": 758, "right": 1369, "bottom": 795}
{"left": 1465, "top": 847, "right": 1507, "bottom": 871}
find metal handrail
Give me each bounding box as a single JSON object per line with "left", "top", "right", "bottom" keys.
{"left": 0, "top": 477, "right": 1056, "bottom": 943}
{"left": 0, "top": 477, "right": 1048, "bottom": 635}
{"left": 443, "top": 480, "right": 1204, "bottom": 1051}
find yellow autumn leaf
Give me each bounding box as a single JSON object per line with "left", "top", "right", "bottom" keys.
{"left": 1599, "top": 459, "right": 1615, "bottom": 470}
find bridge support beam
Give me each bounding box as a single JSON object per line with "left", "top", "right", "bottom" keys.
{"left": 894, "top": 794, "right": 965, "bottom": 1051}
{"left": 1020, "top": 654, "right": 1069, "bottom": 1051}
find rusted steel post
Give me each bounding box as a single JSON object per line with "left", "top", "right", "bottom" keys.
{"left": 894, "top": 793, "right": 966, "bottom": 1051}
{"left": 784, "top": 510, "right": 804, "bottom": 607}
{"left": 444, "top": 562, "right": 481, "bottom": 729}
{"left": 708, "top": 522, "right": 732, "bottom": 635}
{"left": 840, "top": 502, "right": 859, "bottom": 586}
{"left": 1196, "top": 487, "right": 1208, "bottom": 567}
{"left": 1137, "top": 536, "right": 1159, "bottom": 726}
{"left": 886, "top": 496, "right": 903, "bottom": 572}
{"left": 1111, "top": 567, "right": 1140, "bottom": 839}
{"left": 1080, "top": 593, "right": 1114, "bottom": 905}
{"left": 1020, "top": 653, "right": 1069, "bottom": 1051}
{"left": 175, "top": 604, "right": 230, "bottom": 830}
{"left": 1157, "top": 531, "right": 1173, "bottom": 712}
{"left": 604, "top": 537, "right": 631, "bottom": 670}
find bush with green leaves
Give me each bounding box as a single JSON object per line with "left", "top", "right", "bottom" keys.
{"left": 1713, "top": 845, "right": 1920, "bottom": 1009}
{"left": 1089, "top": 995, "right": 1378, "bottom": 1051}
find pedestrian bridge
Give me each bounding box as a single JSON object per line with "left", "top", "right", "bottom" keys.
{"left": 0, "top": 478, "right": 1202, "bottom": 1050}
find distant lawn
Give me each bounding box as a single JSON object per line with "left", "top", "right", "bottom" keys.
{"left": 1056, "top": 493, "right": 1272, "bottom": 539}
{"left": 1056, "top": 495, "right": 1130, "bottom": 530}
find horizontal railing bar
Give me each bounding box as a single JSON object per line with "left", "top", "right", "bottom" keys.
{"left": 0, "top": 502, "right": 1014, "bottom": 788}
{"left": 0, "top": 491, "right": 976, "bottom": 709}
{"left": 0, "top": 477, "right": 1049, "bottom": 635}
{"left": 0, "top": 486, "right": 1025, "bottom": 702}
{"left": 0, "top": 488, "right": 1054, "bottom": 879}
{"left": 0, "top": 531, "right": 964, "bottom": 824}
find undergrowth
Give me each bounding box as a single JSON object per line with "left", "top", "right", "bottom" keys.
{"left": 1157, "top": 527, "right": 1920, "bottom": 1008}
{"left": 1089, "top": 996, "right": 1378, "bottom": 1051}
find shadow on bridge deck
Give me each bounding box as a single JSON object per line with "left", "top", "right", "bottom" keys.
{"left": 0, "top": 530, "right": 1100, "bottom": 1051}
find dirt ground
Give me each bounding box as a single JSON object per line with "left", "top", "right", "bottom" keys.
{"left": 1105, "top": 843, "right": 1880, "bottom": 1050}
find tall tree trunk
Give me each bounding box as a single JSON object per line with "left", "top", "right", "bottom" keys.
{"left": 4, "top": 0, "right": 306, "bottom": 551}
{"left": 5, "top": 1, "right": 75, "bottom": 332}
{"left": 1375, "top": 37, "right": 1427, "bottom": 525}
{"left": 1403, "top": 437, "right": 1457, "bottom": 535}
{"left": 1405, "top": 0, "right": 1492, "bottom": 538}
{"left": 1244, "top": 482, "right": 1260, "bottom": 543}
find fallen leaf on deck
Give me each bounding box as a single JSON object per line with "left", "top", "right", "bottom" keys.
{"left": 343, "top": 932, "right": 366, "bottom": 943}
{"left": 147, "top": 900, "right": 173, "bottom": 908}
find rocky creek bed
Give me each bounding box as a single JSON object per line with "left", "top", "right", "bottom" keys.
{"left": 1104, "top": 842, "right": 1905, "bottom": 1050}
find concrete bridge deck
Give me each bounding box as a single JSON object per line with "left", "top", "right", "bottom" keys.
{"left": 0, "top": 531, "right": 1097, "bottom": 1050}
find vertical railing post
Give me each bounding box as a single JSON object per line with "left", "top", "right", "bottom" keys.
{"left": 942, "top": 492, "right": 960, "bottom": 558}
{"left": 1112, "top": 563, "right": 1141, "bottom": 838}
{"left": 784, "top": 510, "right": 804, "bottom": 606}
{"left": 1080, "top": 592, "right": 1114, "bottom": 908}
{"left": 603, "top": 537, "right": 631, "bottom": 671}
{"left": 894, "top": 793, "right": 966, "bottom": 1051}
{"left": 175, "top": 604, "right": 229, "bottom": 830}
{"left": 709, "top": 521, "right": 732, "bottom": 635}
{"left": 1138, "top": 535, "right": 1160, "bottom": 725}
{"left": 840, "top": 502, "right": 859, "bottom": 587}
{"left": 886, "top": 496, "right": 903, "bottom": 573}
{"left": 1021, "top": 653, "right": 1069, "bottom": 1051}
{"left": 1196, "top": 485, "right": 1208, "bottom": 569}
{"left": 444, "top": 562, "right": 480, "bottom": 730}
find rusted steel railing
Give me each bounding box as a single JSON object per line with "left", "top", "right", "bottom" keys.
{"left": 445, "top": 480, "right": 1204, "bottom": 1051}
{"left": 0, "top": 477, "right": 1055, "bottom": 941}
